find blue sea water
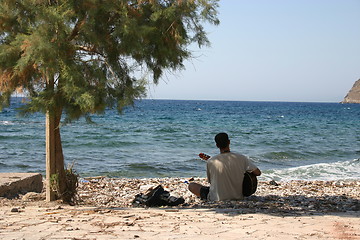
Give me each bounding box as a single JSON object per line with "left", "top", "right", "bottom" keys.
{"left": 1, "top": 98, "right": 359, "bottom": 181}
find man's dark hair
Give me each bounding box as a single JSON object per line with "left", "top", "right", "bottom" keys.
{"left": 215, "top": 132, "right": 229, "bottom": 149}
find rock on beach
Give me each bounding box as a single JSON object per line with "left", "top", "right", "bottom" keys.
{"left": 0, "top": 173, "right": 43, "bottom": 198}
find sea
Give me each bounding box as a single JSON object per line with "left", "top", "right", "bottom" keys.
{"left": 1, "top": 98, "right": 359, "bottom": 181}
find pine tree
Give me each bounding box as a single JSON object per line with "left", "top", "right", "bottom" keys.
{"left": 0, "top": 0, "right": 219, "bottom": 202}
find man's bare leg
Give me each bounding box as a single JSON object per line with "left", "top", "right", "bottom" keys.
{"left": 188, "top": 182, "right": 204, "bottom": 197}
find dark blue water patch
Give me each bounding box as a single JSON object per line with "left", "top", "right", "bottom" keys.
{"left": 64, "top": 139, "right": 140, "bottom": 148}
{"left": 0, "top": 135, "right": 11, "bottom": 140}
{"left": 0, "top": 162, "right": 8, "bottom": 168}
{"left": 105, "top": 170, "right": 167, "bottom": 178}
{"left": 14, "top": 163, "right": 30, "bottom": 169}
{"left": 172, "top": 161, "right": 204, "bottom": 173}
{"left": 133, "top": 128, "right": 146, "bottom": 133}
{"left": 0, "top": 134, "right": 43, "bottom": 141}
{"left": 128, "top": 162, "right": 160, "bottom": 171}
{"left": 156, "top": 127, "right": 181, "bottom": 133}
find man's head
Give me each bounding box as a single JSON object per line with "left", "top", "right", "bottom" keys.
{"left": 215, "top": 132, "right": 230, "bottom": 149}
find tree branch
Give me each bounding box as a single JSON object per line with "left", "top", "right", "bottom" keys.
{"left": 68, "top": 17, "right": 87, "bottom": 41}
{"left": 76, "top": 45, "right": 103, "bottom": 57}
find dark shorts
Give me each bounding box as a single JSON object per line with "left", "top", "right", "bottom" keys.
{"left": 200, "top": 186, "right": 210, "bottom": 200}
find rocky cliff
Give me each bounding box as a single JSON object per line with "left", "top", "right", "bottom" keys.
{"left": 342, "top": 79, "right": 360, "bottom": 103}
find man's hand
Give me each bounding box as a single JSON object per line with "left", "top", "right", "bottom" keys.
{"left": 199, "top": 153, "right": 211, "bottom": 161}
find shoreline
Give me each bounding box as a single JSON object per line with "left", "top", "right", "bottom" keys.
{"left": 1, "top": 177, "right": 360, "bottom": 213}
{"left": 1, "top": 178, "right": 360, "bottom": 239}
{"left": 82, "top": 177, "right": 360, "bottom": 213}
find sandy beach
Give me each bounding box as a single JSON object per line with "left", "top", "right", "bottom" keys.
{"left": 1, "top": 178, "right": 360, "bottom": 239}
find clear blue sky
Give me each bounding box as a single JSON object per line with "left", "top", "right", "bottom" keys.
{"left": 148, "top": 0, "right": 360, "bottom": 102}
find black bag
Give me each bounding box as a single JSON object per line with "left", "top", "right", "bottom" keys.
{"left": 133, "top": 185, "right": 185, "bottom": 207}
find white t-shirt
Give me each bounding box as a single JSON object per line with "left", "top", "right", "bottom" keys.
{"left": 206, "top": 152, "right": 258, "bottom": 201}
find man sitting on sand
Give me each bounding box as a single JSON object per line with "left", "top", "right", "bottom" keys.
{"left": 189, "top": 132, "right": 261, "bottom": 201}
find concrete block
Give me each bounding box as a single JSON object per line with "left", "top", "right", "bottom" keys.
{"left": 0, "top": 173, "right": 43, "bottom": 198}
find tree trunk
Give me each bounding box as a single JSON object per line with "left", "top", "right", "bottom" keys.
{"left": 45, "top": 71, "right": 66, "bottom": 202}
{"left": 46, "top": 107, "right": 66, "bottom": 202}
{"left": 54, "top": 107, "right": 66, "bottom": 196}
{"left": 46, "top": 111, "right": 56, "bottom": 201}
{"left": 46, "top": 107, "right": 66, "bottom": 201}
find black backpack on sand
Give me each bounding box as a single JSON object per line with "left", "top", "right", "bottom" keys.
{"left": 133, "top": 185, "right": 185, "bottom": 207}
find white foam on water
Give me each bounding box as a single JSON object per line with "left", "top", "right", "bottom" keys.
{"left": 262, "top": 158, "right": 360, "bottom": 181}
{"left": 0, "top": 121, "right": 14, "bottom": 125}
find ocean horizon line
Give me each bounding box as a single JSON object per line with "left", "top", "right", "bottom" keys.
{"left": 144, "top": 98, "right": 344, "bottom": 104}
{"left": 8, "top": 95, "right": 347, "bottom": 104}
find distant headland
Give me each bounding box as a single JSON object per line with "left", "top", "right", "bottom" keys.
{"left": 342, "top": 79, "right": 360, "bottom": 104}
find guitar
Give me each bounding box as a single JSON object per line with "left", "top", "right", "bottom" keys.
{"left": 199, "top": 153, "right": 258, "bottom": 197}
